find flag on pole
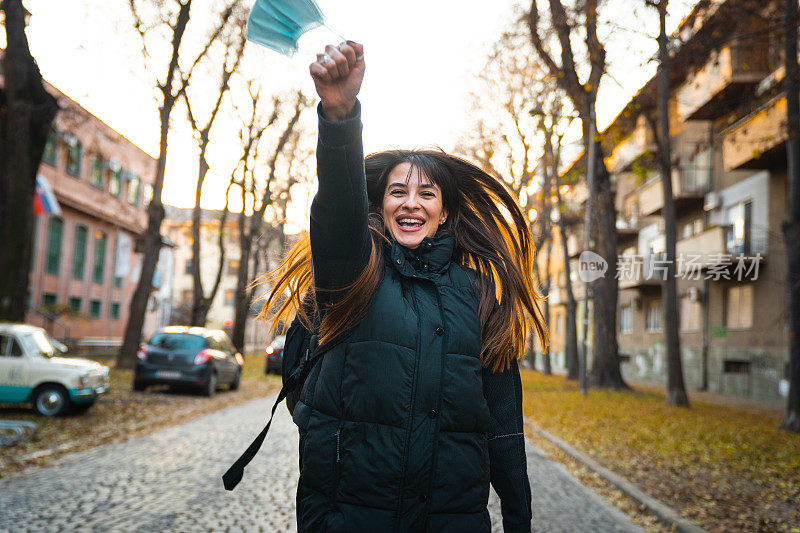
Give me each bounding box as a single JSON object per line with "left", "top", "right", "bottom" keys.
{"left": 34, "top": 174, "right": 61, "bottom": 215}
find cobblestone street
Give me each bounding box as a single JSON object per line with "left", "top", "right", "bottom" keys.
{"left": 0, "top": 396, "right": 642, "bottom": 532}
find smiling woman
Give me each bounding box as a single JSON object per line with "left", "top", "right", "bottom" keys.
{"left": 242, "top": 41, "right": 549, "bottom": 532}
{"left": 381, "top": 162, "right": 447, "bottom": 249}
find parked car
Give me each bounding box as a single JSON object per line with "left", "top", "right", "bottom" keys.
{"left": 0, "top": 324, "right": 109, "bottom": 416}
{"left": 264, "top": 335, "right": 286, "bottom": 374}
{"left": 133, "top": 327, "right": 243, "bottom": 396}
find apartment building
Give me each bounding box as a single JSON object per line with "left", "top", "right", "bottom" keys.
{"left": 161, "top": 206, "right": 273, "bottom": 350}
{"left": 22, "top": 82, "right": 158, "bottom": 345}
{"left": 546, "top": 0, "right": 790, "bottom": 401}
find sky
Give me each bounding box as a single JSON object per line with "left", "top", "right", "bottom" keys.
{"left": 18, "top": 0, "right": 696, "bottom": 213}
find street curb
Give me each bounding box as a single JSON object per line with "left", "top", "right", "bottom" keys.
{"left": 526, "top": 422, "right": 707, "bottom": 533}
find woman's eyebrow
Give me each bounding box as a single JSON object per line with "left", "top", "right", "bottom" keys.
{"left": 387, "top": 181, "right": 407, "bottom": 189}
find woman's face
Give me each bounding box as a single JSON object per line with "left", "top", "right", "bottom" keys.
{"left": 381, "top": 163, "right": 447, "bottom": 249}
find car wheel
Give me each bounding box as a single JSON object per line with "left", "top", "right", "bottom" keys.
{"left": 229, "top": 368, "right": 241, "bottom": 391}
{"left": 32, "top": 385, "right": 71, "bottom": 417}
{"left": 132, "top": 378, "right": 146, "bottom": 392}
{"left": 202, "top": 372, "right": 217, "bottom": 397}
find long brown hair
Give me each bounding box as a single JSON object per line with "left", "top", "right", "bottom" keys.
{"left": 260, "top": 149, "right": 549, "bottom": 372}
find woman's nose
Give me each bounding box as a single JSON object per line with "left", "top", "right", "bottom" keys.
{"left": 402, "top": 195, "right": 421, "bottom": 209}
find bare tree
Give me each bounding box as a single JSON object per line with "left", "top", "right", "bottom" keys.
{"left": 182, "top": 12, "right": 246, "bottom": 326}
{"left": 528, "top": 0, "right": 628, "bottom": 389}
{"left": 229, "top": 89, "right": 310, "bottom": 354}
{"left": 118, "top": 0, "right": 240, "bottom": 369}
{"left": 0, "top": 0, "right": 59, "bottom": 321}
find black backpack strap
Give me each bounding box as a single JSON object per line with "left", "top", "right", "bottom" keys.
{"left": 222, "top": 335, "right": 323, "bottom": 491}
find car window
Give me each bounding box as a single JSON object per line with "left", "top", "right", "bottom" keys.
{"left": 149, "top": 333, "right": 207, "bottom": 350}
{"left": 19, "top": 330, "right": 56, "bottom": 358}
{"left": 0, "top": 335, "right": 23, "bottom": 357}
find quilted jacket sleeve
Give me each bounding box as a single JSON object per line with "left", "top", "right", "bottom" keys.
{"left": 482, "top": 358, "right": 532, "bottom": 532}
{"left": 310, "top": 101, "right": 372, "bottom": 309}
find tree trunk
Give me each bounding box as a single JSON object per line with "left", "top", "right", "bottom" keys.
{"left": 588, "top": 130, "right": 628, "bottom": 390}
{"left": 231, "top": 214, "right": 253, "bottom": 354}
{"left": 118, "top": 105, "right": 170, "bottom": 369}
{"left": 0, "top": 0, "right": 58, "bottom": 321}
{"left": 654, "top": 0, "right": 689, "bottom": 407}
{"left": 781, "top": 0, "right": 800, "bottom": 433}
{"left": 190, "top": 155, "right": 209, "bottom": 326}
{"left": 542, "top": 239, "right": 552, "bottom": 375}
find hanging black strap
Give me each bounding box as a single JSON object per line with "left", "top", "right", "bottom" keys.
{"left": 222, "top": 335, "right": 324, "bottom": 491}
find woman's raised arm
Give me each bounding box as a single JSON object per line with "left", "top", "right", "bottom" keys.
{"left": 308, "top": 42, "right": 371, "bottom": 307}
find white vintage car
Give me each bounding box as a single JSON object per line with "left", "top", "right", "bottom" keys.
{"left": 0, "top": 324, "right": 110, "bottom": 416}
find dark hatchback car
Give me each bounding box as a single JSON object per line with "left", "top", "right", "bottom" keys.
{"left": 134, "top": 327, "right": 243, "bottom": 396}
{"left": 264, "top": 335, "right": 286, "bottom": 374}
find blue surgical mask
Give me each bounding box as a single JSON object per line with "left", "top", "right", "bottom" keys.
{"left": 247, "top": 0, "right": 326, "bottom": 56}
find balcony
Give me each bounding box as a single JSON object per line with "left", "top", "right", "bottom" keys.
{"left": 636, "top": 167, "right": 709, "bottom": 217}
{"left": 675, "top": 225, "right": 767, "bottom": 275}
{"left": 617, "top": 254, "right": 664, "bottom": 290}
{"left": 616, "top": 217, "right": 640, "bottom": 244}
{"left": 722, "top": 95, "right": 788, "bottom": 171}
{"left": 606, "top": 115, "right": 656, "bottom": 173}
{"left": 676, "top": 44, "right": 770, "bottom": 121}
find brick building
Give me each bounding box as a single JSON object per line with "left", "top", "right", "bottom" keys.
{"left": 22, "top": 81, "right": 158, "bottom": 345}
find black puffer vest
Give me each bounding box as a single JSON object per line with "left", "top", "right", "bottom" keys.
{"left": 293, "top": 232, "right": 492, "bottom": 532}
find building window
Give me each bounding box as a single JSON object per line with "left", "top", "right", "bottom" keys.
{"left": 107, "top": 164, "right": 123, "bottom": 197}
{"left": 227, "top": 259, "right": 240, "bottom": 276}
{"left": 72, "top": 224, "right": 88, "bottom": 280}
{"left": 89, "top": 155, "right": 104, "bottom": 188}
{"left": 65, "top": 138, "right": 83, "bottom": 177}
{"left": 555, "top": 314, "right": 563, "bottom": 335}
{"left": 680, "top": 295, "right": 702, "bottom": 331}
{"left": 726, "top": 200, "right": 752, "bottom": 255}
{"left": 128, "top": 174, "right": 141, "bottom": 206}
{"left": 45, "top": 216, "right": 64, "bottom": 275}
{"left": 185, "top": 259, "right": 192, "bottom": 275}
{"left": 620, "top": 304, "right": 633, "bottom": 334}
{"left": 224, "top": 289, "right": 235, "bottom": 306}
{"left": 68, "top": 297, "right": 82, "bottom": 313}
{"left": 110, "top": 302, "right": 121, "bottom": 319}
{"left": 89, "top": 299, "right": 102, "bottom": 318}
{"left": 724, "top": 285, "right": 753, "bottom": 329}
{"left": 42, "top": 129, "right": 58, "bottom": 166}
{"left": 142, "top": 183, "right": 153, "bottom": 207}
{"left": 93, "top": 231, "right": 107, "bottom": 284}
{"left": 41, "top": 293, "right": 57, "bottom": 307}
{"left": 646, "top": 300, "right": 662, "bottom": 332}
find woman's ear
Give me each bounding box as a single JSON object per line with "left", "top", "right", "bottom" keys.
{"left": 439, "top": 209, "right": 448, "bottom": 225}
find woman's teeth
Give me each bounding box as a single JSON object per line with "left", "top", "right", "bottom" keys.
{"left": 398, "top": 218, "right": 423, "bottom": 227}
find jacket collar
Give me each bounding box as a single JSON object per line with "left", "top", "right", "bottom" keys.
{"left": 386, "top": 231, "right": 454, "bottom": 277}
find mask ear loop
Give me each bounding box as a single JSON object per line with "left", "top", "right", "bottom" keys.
{"left": 322, "top": 22, "right": 347, "bottom": 43}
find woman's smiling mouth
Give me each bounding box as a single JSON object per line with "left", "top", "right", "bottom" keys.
{"left": 396, "top": 215, "right": 426, "bottom": 231}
